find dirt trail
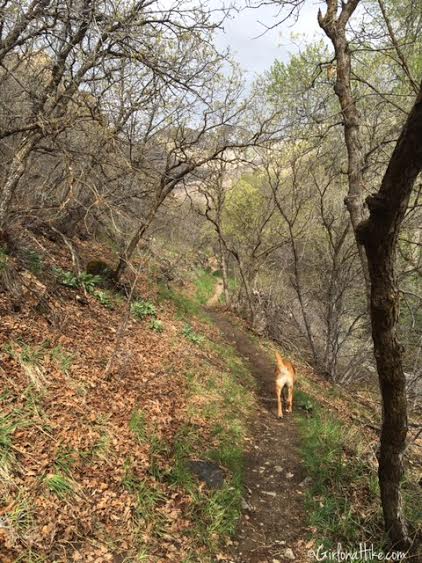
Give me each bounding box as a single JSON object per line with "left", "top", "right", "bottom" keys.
{"left": 208, "top": 311, "right": 312, "bottom": 563}
{"left": 206, "top": 278, "right": 224, "bottom": 306}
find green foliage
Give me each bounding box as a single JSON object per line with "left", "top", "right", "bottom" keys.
{"left": 183, "top": 324, "right": 204, "bottom": 345}
{"left": 150, "top": 319, "right": 164, "bottom": 333}
{"left": 44, "top": 473, "right": 75, "bottom": 498}
{"left": 131, "top": 299, "right": 157, "bottom": 320}
{"left": 52, "top": 267, "right": 80, "bottom": 288}
{"left": 53, "top": 267, "right": 103, "bottom": 292}
{"left": 267, "top": 40, "right": 332, "bottom": 110}
{"left": 93, "top": 289, "right": 114, "bottom": 309}
{"left": 224, "top": 174, "right": 267, "bottom": 237}
{"left": 294, "top": 389, "right": 315, "bottom": 413}
{"left": 79, "top": 272, "right": 103, "bottom": 292}
{"left": 222, "top": 172, "right": 283, "bottom": 260}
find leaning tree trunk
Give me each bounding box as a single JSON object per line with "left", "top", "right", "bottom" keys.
{"left": 114, "top": 197, "right": 162, "bottom": 280}
{"left": 318, "top": 0, "right": 371, "bottom": 306}
{"left": 356, "top": 83, "right": 422, "bottom": 551}
{"left": 114, "top": 220, "right": 150, "bottom": 281}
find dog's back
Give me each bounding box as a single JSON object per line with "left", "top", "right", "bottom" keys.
{"left": 275, "top": 351, "right": 295, "bottom": 386}
{"left": 274, "top": 351, "right": 295, "bottom": 418}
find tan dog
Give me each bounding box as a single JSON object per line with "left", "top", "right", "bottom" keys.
{"left": 274, "top": 351, "right": 296, "bottom": 418}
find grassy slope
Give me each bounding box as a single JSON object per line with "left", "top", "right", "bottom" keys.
{"left": 0, "top": 241, "right": 256, "bottom": 562}
{"left": 1, "top": 242, "right": 420, "bottom": 561}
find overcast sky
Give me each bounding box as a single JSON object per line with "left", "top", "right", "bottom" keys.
{"left": 213, "top": 2, "right": 325, "bottom": 81}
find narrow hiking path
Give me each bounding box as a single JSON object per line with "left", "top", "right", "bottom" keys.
{"left": 208, "top": 310, "right": 312, "bottom": 563}
{"left": 206, "top": 277, "right": 224, "bottom": 306}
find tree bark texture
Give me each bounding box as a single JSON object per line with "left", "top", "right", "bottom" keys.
{"left": 356, "top": 83, "right": 422, "bottom": 551}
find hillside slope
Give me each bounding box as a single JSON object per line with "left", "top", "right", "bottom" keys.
{"left": 0, "top": 236, "right": 421, "bottom": 562}
{"left": 0, "top": 237, "right": 257, "bottom": 562}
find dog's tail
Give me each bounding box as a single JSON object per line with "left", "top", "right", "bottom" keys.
{"left": 275, "top": 351, "right": 285, "bottom": 369}
{"left": 275, "top": 351, "right": 296, "bottom": 379}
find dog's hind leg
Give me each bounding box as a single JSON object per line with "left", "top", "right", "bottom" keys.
{"left": 286, "top": 385, "right": 293, "bottom": 413}
{"left": 276, "top": 383, "right": 283, "bottom": 418}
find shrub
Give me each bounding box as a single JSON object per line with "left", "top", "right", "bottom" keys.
{"left": 150, "top": 319, "right": 164, "bottom": 333}
{"left": 78, "top": 272, "right": 103, "bottom": 292}
{"left": 53, "top": 267, "right": 80, "bottom": 288}
{"left": 93, "top": 290, "right": 114, "bottom": 309}
{"left": 53, "top": 267, "right": 103, "bottom": 292}
{"left": 131, "top": 300, "right": 157, "bottom": 320}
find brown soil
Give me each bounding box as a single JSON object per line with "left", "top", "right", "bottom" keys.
{"left": 209, "top": 311, "right": 312, "bottom": 563}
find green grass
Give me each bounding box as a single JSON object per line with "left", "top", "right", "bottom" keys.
{"left": 50, "top": 344, "right": 73, "bottom": 374}
{"left": 166, "top": 341, "right": 255, "bottom": 555}
{"left": 133, "top": 480, "right": 166, "bottom": 524}
{"left": 129, "top": 409, "right": 148, "bottom": 443}
{"left": 4, "top": 340, "right": 74, "bottom": 379}
{"left": 79, "top": 427, "right": 111, "bottom": 461}
{"left": 298, "top": 395, "right": 384, "bottom": 551}
{"left": 158, "top": 285, "right": 201, "bottom": 318}
{"left": 124, "top": 335, "right": 256, "bottom": 559}
{"left": 183, "top": 324, "right": 204, "bottom": 345}
{"left": 55, "top": 445, "right": 78, "bottom": 474}
{"left": 122, "top": 457, "right": 167, "bottom": 540}
{"left": 6, "top": 492, "right": 33, "bottom": 533}
{"left": 0, "top": 413, "right": 18, "bottom": 479}
{"left": 297, "top": 385, "right": 422, "bottom": 554}
{"left": 194, "top": 269, "right": 218, "bottom": 305}
{"left": 44, "top": 473, "right": 75, "bottom": 498}
{"left": 82, "top": 415, "right": 112, "bottom": 460}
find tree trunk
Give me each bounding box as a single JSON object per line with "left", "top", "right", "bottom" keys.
{"left": 114, "top": 220, "right": 150, "bottom": 280}
{"left": 318, "top": 0, "right": 371, "bottom": 306}
{"left": 0, "top": 134, "right": 39, "bottom": 231}
{"left": 356, "top": 82, "right": 422, "bottom": 551}
{"left": 218, "top": 237, "right": 230, "bottom": 305}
